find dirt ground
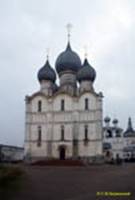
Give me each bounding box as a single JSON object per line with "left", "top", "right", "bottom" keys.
{"left": 10, "top": 163, "right": 135, "bottom": 200}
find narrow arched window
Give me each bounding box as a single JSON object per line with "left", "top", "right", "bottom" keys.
{"left": 61, "top": 125, "right": 65, "bottom": 141}
{"left": 85, "top": 98, "right": 89, "bottom": 110}
{"left": 84, "top": 125, "right": 88, "bottom": 141}
{"left": 38, "top": 100, "right": 42, "bottom": 112}
{"left": 61, "top": 99, "right": 65, "bottom": 111}
{"left": 37, "top": 126, "right": 42, "bottom": 147}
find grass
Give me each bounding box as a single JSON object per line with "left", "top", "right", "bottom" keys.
{"left": 0, "top": 164, "right": 25, "bottom": 199}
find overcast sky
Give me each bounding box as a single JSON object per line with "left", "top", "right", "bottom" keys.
{"left": 0, "top": 0, "right": 134, "bottom": 146}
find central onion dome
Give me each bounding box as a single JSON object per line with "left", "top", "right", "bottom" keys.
{"left": 77, "top": 58, "right": 96, "bottom": 82}
{"left": 38, "top": 59, "right": 56, "bottom": 83}
{"left": 55, "top": 42, "right": 81, "bottom": 74}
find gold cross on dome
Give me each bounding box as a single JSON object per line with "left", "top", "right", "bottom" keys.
{"left": 46, "top": 48, "right": 50, "bottom": 60}
{"left": 66, "top": 23, "right": 73, "bottom": 41}
{"left": 84, "top": 45, "right": 88, "bottom": 58}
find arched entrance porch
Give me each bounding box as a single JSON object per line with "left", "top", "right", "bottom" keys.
{"left": 58, "top": 145, "right": 66, "bottom": 160}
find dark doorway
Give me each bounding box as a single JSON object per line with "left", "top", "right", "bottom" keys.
{"left": 59, "top": 147, "right": 65, "bottom": 160}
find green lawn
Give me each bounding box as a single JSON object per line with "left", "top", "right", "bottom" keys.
{"left": 0, "top": 164, "right": 25, "bottom": 199}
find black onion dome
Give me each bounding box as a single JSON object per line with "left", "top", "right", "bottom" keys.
{"left": 112, "top": 118, "right": 118, "bottom": 124}
{"left": 38, "top": 59, "right": 56, "bottom": 83}
{"left": 55, "top": 42, "right": 81, "bottom": 74}
{"left": 104, "top": 116, "right": 111, "bottom": 123}
{"left": 77, "top": 58, "right": 96, "bottom": 82}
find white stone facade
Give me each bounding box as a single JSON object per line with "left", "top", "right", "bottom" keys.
{"left": 103, "top": 117, "right": 135, "bottom": 161}
{"left": 103, "top": 129, "right": 124, "bottom": 159}
{"left": 25, "top": 91, "right": 103, "bottom": 161}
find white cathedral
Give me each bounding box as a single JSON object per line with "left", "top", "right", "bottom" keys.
{"left": 24, "top": 31, "right": 103, "bottom": 163}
